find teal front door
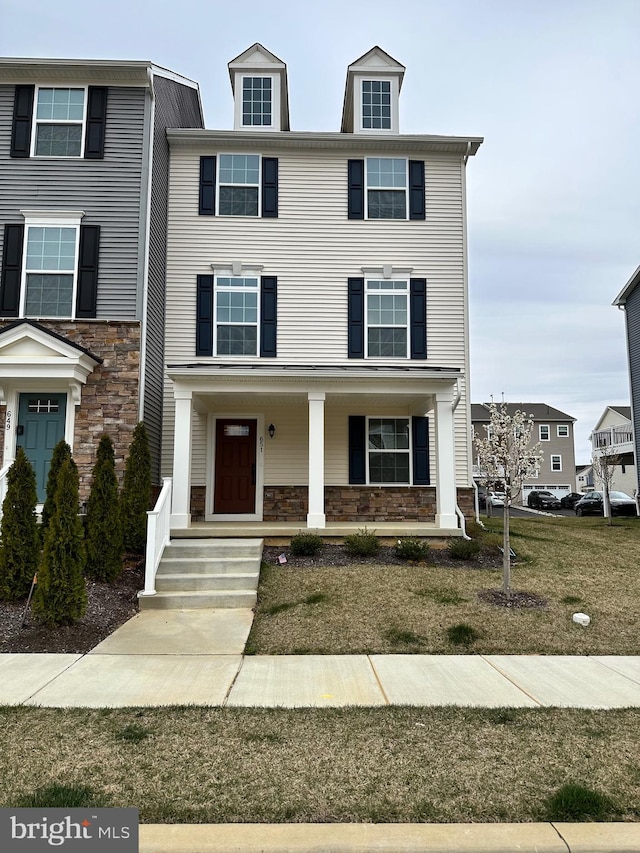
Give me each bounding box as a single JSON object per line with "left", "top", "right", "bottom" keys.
{"left": 17, "top": 393, "right": 67, "bottom": 503}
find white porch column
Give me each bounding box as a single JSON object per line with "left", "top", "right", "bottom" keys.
{"left": 307, "top": 391, "right": 326, "bottom": 528}
{"left": 170, "top": 390, "right": 193, "bottom": 528}
{"left": 434, "top": 390, "right": 458, "bottom": 529}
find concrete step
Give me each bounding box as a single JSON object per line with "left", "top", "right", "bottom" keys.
{"left": 157, "top": 557, "right": 260, "bottom": 575}
{"left": 155, "top": 572, "right": 259, "bottom": 592}
{"left": 163, "top": 539, "right": 263, "bottom": 559}
{"left": 140, "top": 589, "right": 257, "bottom": 610}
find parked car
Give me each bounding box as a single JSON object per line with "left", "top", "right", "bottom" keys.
{"left": 574, "top": 491, "right": 638, "bottom": 517}
{"left": 560, "top": 492, "right": 584, "bottom": 509}
{"left": 527, "top": 490, "right": 561, "bottom": 510}
{"left": 476, "top": 487, "right": 487, "bottom": 509}
{"left": 488, "top": 491, "right": 506, "bottom": 507}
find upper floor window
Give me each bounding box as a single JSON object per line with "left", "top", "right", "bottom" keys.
{"left": 367, "top": 158, "right": 406, "bottom": 219}
{"left": 24, "top": 224, "right": 78, "bottom": 316}
{"left": 539, "top": 424, "right": 550, "bottom": 441}
{"left": 215, "top": 276, "right": 259, "bottom": 355}
{"left": 242, "top": 77, "right": 272, "bottom": 127}
{"left": 362, "top": 80, "right": 391, "bottom": 130}
{"left": 366, "top": 279, "right": 408, "bottom": 357}
{"left": 557, "top": 424, "right": 569, "bottom": 437}
{"left": 551, "top": 454, "right": 562, "bottom": 472}
{"left": 34, "top": 87, "right": 85, "bottom": 157}
{"left": 218, "top": 154, "right": 260, "bottom": 216}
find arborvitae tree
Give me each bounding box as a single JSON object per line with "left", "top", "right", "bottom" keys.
{"left": 120, "top": 421, "right": 151, "bottom": 553}
{"left": 32, "top": 458, "right": 86, "bottom": 624}
{"left": 0, "top": 447, "right": 39, "bottom": 600}
{"left": 85, "top": 434, "right": 123, "bottom": 582}
{"left": 40, "top": 440, "right": 74, "bottom": 542}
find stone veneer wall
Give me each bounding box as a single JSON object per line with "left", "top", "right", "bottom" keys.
{"left": 0, "top": 321, "right": 142, "bottom": 499}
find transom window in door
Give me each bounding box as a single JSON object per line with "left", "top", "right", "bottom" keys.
{"left": 224, "top": 424, "right": 250, "bottom": 437}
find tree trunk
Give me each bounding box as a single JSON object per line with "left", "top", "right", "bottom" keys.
{"left": 502, "top": 501, "right": 511, "bottom": 597}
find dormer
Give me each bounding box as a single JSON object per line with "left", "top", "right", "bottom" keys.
{"left": 341, "top": 46, "right": 405, "bottom": 135}
{"left": 228, "top": 43, "right": 289, "bottom": 132}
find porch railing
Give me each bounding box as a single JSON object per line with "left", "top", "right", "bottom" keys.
{"left": 0, "top": 463, "right": 11, "bottom": 524}
{"left": 592, "top": 426, "right": 634, "bottom": 451}
{"left": 141, "top": 477, "right": 172, "bottom": 597}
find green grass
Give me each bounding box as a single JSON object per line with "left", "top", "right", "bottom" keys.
{"left": 247, "top": 516, "right": 640, "bottom": 655}
{"left": 0, "top": 706, "right": 638, "bottom": 823}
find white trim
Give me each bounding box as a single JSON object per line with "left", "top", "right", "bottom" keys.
{"left": 206, "top": 413, "right": 264, "bottom": 521}
{"left": 364, "top": 156, "right": 408, "bottom": 220}
{"left": 365, "top": 277, "right": 409, "bottom": 360}
{"left": 354, "top": 74, "right": 399, "bottom": 135}
{"left": 539, "top": 424, "right": 550, "bottom": 441}
{"left": 234, "top": 72, "right": 280, "bottom": 132}
{"left": 557, "top": 424, "right": 569, "bottom": 437}
{"left": 3, "top": 387, "right": 75, "bottom": 473}
{"left": 216, "top": 152, "right": 262, "bottom": 217}
{"left": 213, "top": 275, "right": 260, "bottom": 357}
{"left": 366, "top": 415, "right": 412, "bottom": 485}
{"left": 30, "top": 84, "right": 88, "bottom": 158}
{"left": 551, "top": 454, "right": 563, "bottom": 472}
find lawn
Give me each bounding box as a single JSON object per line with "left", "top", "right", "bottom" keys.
{"left": 0, "top": 706, "right": 638, "bottom": 823}
{"left": 246, "top": 516, "right": 640, "bottom": 655}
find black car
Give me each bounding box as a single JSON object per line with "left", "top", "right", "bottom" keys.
{"left": 527, "top": 490, "right": 561, "bottom": 510}
{"left": 560, "top": 492, "right": 584, "bottom": 509}
{"left": 574, "top": 491, "right": 638, "bottom": 517}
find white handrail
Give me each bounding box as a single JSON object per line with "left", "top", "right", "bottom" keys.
{"left": 140, "top": 477, "right": 172, "bottom": 596}
{"left": 0, "top": 463, "right": 11, "bottom": 523}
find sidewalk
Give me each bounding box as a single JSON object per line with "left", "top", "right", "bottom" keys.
{"left": 2, "top": 610, "right": 640, "bottom": 708}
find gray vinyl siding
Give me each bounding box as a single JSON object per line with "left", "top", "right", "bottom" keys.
{"left": 0, "top": 84, "right": 145, "bottom": 319}
{"left": 143, "top": 76, "right": 203, "bottom": 482}
{"left": 624, "top": 284, "right": 640, "bottom": 493}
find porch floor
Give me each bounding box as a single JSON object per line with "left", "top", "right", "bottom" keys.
{"left": 171, "top": 521, "right": 463, "bottom": 543}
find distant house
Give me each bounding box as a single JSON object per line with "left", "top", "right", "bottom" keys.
{"left": 613, "top": 266, "right": 640, "bottom": 497}
{"left": 589, "top": 405, "right": 636, "bottom": 496}
{"left": 575, "top": 464, "right": 593, "bottom": 493}
{"left": 471, "top": 403, "right": 576, "bottom": 505}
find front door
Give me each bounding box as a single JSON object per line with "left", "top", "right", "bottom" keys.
{"left": 214, "top": 419, "right": 257, "bottom": 514}
{"left": 16, "top": 393, "right": 67, "bottom": 503}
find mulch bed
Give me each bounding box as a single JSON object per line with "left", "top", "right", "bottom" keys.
{"left": 477, "top": 589, "right": 548, "bottom": 609}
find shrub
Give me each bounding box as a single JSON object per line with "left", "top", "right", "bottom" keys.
{"left": 32, "top": 458, "right": 87, "bottom": 625}
{"left": 344, "top": 527, "right": 380, "bottom": 557}
{"left": 465, "top": 520, "right": 484, "bottom": 540}
{"left": 396, "top": 537, "right": 430, "bottom": 561}
{"left": 543, "top": 783, "right": 618, "bottom": 821}
{"left": 448, "top": 537, "right": 481, "bottom": 560}
{"left": 447, "top": 622, "right": 481, "bottom": 647}
{"left": 85, "top": 434, "right": 123, "bottom": 582}
{"left": 120, "top": 421, "right": 152, "bottom": 554}
{"left": 40, "top": 440, "right": 74, "bottom": 543}
{"left": 290, "top": 532, "right": 324, "bottom": 556}
{"left": 0, "top": 447, "right": 39, "bottom": 600}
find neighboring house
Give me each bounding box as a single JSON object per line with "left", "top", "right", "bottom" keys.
{"left": 613, "top": 266, "right": 640, "bottom": 497}
{"left": 162, "top": 44, "right": 482, "bottom": 531}
{"left": 0, "top": 58, "right": 203, "bottom": 501}
{"left": 575, "top": 464, "right": 594, "bottom": 493}
{"left": 589, "top": 405, "right": 636, "bottom": 496}
{"left": 471, "top": 403, "right": 577, "bottom": 505}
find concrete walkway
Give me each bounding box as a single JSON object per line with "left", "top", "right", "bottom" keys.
{"left": 2, "top": 610, "right": 640, "bottom": 708}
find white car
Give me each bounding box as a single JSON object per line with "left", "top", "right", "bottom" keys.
{"left": 488, "top": 491, "right": 506, "bottom": 507}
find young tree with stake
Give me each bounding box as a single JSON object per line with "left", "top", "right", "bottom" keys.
{"left": 474, "top": 401, "right": 543, "bottom": 597}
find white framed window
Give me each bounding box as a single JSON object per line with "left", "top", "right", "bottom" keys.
{"left": 217, "top": 154, "right": 260, "bottom": 216}
{"left": 32, "top": 86, "right": 86, "bottom": 157}
{"left": 551, "top": 454, "right": 562, "bottom": 472}
{"left": 539, "top": 424, "right": 550, "bottom": 441}
{"left": 557, "top": 424, "right": 569, "bottom": 437}
{"left": 366, "top": 279, "right": 408, "bottom": 358}
{"left": 241, "top": 76, "right": 273, "bottom": 127}
{"left": 362, "top": 80, "right": 391, "bottom": 130}
{"left": 21, "top": 213, "right": 82, "bottom": 318}
{"left": 214, "top": 276, "right": 259, "bottom": 355}
{"left": 367, "top": 417, "right": 410, "bottom": 484}
{"left": 366, "top": 158, "right": 407, "bottom": 219}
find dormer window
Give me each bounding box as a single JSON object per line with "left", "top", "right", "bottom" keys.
{"left": 341, "top": 47, "right": 404, "bottom": 135}
{"left": 242, "top": 76, "right": 272, "bottom": 127}
{"left": 362, "top": 80, "right": 391, "bottom": 130}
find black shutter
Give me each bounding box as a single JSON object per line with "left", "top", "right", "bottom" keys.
{"left": 347, "top": 159, "right": 365, "bottom": 219}
{"left": 196, "top": 275, "right": 214, "bottom": 356}
{"left": 199, "top": 156, "right": 216, "bottom": 215}
{"left": 410, "top": 278, "right": 427, "bottom": 360}
{"left": 409, "top": 160, "right": 425, "bottom": 220}
{"left": 75, "top": 225, "right": 100, "bottom": 318}
{"left": 0, "top": 224, "right": 24, "bottom": 317}
{"left": 84, "top": 87, "right": 108, "bottom": 159}
{"left": 347, "top": 277, "right": 365, "bottom": 358}
{"left": 349, "top": 415, "right": 366, "bottom": 484}
{"left": 260, "top": 276, "right": 277, "bottom": 357}
{"left": 261, "top": 157, "right": 278, "bottom": 218}
{"left": 412, "top": 416, "right": 430, "bottom": 485}
{"left": 10, "top": 85, "right": 34, "bottom": 158}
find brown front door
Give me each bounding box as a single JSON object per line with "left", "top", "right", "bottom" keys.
{"left": 214, "top": 419, "right": 257, "bottom": 514}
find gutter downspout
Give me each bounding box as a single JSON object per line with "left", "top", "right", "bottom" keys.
{"left": 451, "top": 380, "right": 471, "bottom": 539}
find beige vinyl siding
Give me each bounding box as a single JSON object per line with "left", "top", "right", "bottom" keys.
{"left": 163, "top": 143, "right": 471, "bottom": 485}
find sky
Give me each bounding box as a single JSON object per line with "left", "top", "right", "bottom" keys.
{"left": 2, "top": 0, "right": 639, "bottom": 464}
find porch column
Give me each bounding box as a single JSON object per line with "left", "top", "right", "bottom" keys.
{"left": 307, "top": 391, "right": 326, "bottom": 528}
{"left": 434, "top": 390, "right": 458, "bottom": 529}
{"left": 171, "top": 390, "right": 193, "bottom": 528}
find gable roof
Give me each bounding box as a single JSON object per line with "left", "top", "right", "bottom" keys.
{"left": 341, "top": 45, "right": 406, "bottom": 133}
{"left": 609, "top": 405, "right": 632, "bottom": 420}
{"left": 471, "top": 402, "right": 575, "bottom": 422}
{"left": 227, "top": 43, "right": 289, "bottom": 131}
{"left": 613, "top": 264, "right": 640, "bottom": 306}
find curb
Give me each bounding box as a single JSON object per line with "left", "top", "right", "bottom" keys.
{"left": 139, "top": 822, "right": 640, "bottom": 852}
